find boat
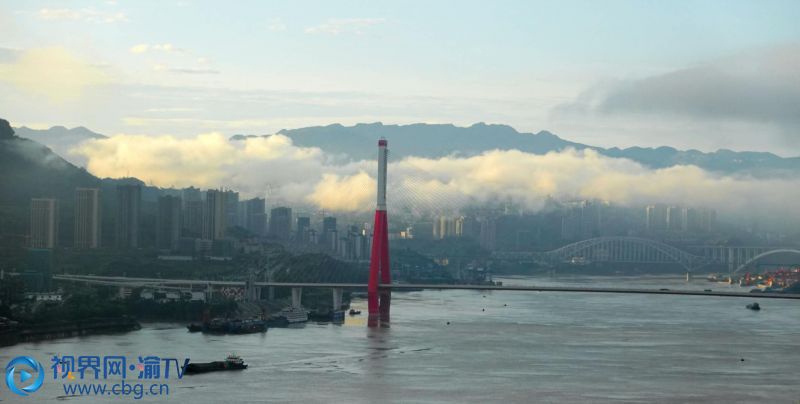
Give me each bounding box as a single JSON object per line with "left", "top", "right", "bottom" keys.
{"left": 707, "top": 273, "right": 732, "bottom": 284}
{"left": 184, "top": 354, "right": 247, "bottom": 374}
{"left": 307, "top": 309, "right": 345, "bottom": 322}
{"left": 267, "top": 307, "right": 308, "bottom": 327}
{"left": 280, "top": 306, "right": 308, "bottom": 323}
{"left": 746, "top": 302, "right": 761, "bottom": 311}
{"left": 191, "top": 318, "right": 267, "bottom": 334}
{"left": 225, "top": 319, "right": 268, "bottom": 334}
{"left": 349, "top": 309, "right": 361, "bottom": 316}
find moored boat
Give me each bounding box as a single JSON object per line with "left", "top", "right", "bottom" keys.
{"left": 188, "top": 318, "right": 267, "bottom": 334}
{"left": 267, "top": 306, "right": 308, "bottom": 327}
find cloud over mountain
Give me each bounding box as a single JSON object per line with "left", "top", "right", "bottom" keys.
{"left": 68, "top": 132, "right": 800, "bottom": 225}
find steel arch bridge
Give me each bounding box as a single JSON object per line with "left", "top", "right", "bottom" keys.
{"left": 733, "top": 249, "right": 800, "bottom": 274}
{"left": 542, "top": 237, "right": 707, "bottom": 271}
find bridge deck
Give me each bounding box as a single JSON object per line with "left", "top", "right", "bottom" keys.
{"left": 52, "top": 275, "right": 800, "bottom": 300}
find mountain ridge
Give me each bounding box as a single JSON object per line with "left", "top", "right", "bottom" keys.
{"left": 234, "top": 122, "right": 800, "bottom": 175}
{"left": 10, "top": 121, "right": 800, "bottom": 176}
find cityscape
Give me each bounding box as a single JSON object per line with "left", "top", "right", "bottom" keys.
{"left": 1, "top": 1, "right": 800, "bottom": 403}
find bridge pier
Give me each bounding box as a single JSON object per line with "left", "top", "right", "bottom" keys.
{"left": 206, "top": 283, "right": 213, "bottom": 301}
{"left": 332, "top": 287, "right": 343, "bottom": 311}
{"left": 291, "top": 287, "right": 303, "bottom": 308}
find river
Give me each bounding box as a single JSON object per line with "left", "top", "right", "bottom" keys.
{"left": 2, "top": 275, "right": 799, "bottom": 403}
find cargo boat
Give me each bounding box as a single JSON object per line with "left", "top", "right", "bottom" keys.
{"left": 184, "top": 354, "right": 247, "bottom": 374}
{"left": 187, "top": 318, "right": 267, "bottom": 334}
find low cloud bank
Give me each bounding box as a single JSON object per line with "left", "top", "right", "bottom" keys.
{"left": 71, "top": 133, "right": 800, "bottom": 222}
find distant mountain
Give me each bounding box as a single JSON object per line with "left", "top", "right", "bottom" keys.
{"left": 14, "top": 125, "right": 107, "bottom": 168}
{"left": 230, "top": 122, "right": 800, "bottom": 176}
{"left": 275, "top": 122, "right": 586, "bottom": 161}
{"left": 11, "top": 121, "right": 800, "bottom": 177}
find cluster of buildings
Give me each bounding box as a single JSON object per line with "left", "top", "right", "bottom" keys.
{"left": 27, "top": 185, "right": 377, "bottom": 262}
{"left": 645, "top": 204, "right": 716, "bottom": 234}
{"left": 395, "top": 200, "right": 719, "bottom": 253}
{"left": 28, "top": 187, "right": 721, "bottom": 264}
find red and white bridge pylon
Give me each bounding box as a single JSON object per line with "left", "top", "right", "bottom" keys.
{"left": 367, "top": 139, "right": 391, "bottom": 325}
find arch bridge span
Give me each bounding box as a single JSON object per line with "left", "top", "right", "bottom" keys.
{"left": 542, "top": 237, "right": 705, "bottom": 271}
{"left": 733, "top": 249, "right": 800, "bottom": 274}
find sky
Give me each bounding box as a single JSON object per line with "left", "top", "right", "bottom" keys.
{"left": 1, "top": 0, "right": 799, "bottom": 154}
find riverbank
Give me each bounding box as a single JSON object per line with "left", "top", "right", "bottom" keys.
{"left": 0, "top": 316, "right": 141, "bottom": 347}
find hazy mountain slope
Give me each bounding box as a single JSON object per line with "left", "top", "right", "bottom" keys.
{"left": 0, "top": 120, "right": 100, "bottom": 204}
{"left": 14, "top": 125, "right": 107, "bottom": 168}
{"left": 0, "top": 119, "right": 101, "bottom": 235}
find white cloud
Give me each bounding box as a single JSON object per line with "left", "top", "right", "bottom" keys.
{"left": 69, "top": 133, "right": 800, "bottom": 224}
{"left": 144, "top": 107, "right": 200, "bottom": 113}
{"left": 552, "top": 44, "right": 800, "bottom": 151}
{"left": 152, "top": 64, "right": 220, "bottom": 74}
{"left": 129, "top": 44, "right": 149, "bottom": 54}
{"left": 0, "top": 47, "right": 109, "bottom": 102}
{"left": 267, "top": 18, "right": 286, "bottom": 32}
{"left": 305, "top": 18, "right": 385, "bottom": 35}
{"left": 38, "top": 8, "right": 128, "bottom": 23}
{"left": 129, "top": 43, "right": 185, "bottom": 54}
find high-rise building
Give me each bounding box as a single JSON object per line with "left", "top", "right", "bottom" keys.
{"left": 353, "top": 232, "right": 367, "bottom": 260}
{"left": 561, "top": 200, "right": 602, "bottom": 240}
{"left": 223, "top": 190, "right": 239, "bottom": 231}
{"left": 479, "top": 217, "right": 497, "bottom": 251}
{"left": 30, "top": 198, "right": 58, "bottom": 249}
{"left": 242, "top": 197, "right": 266, "bottom": 236}
{"left": 686, "top": 207, "right": 716, "bottom": 233}
{"left": 116, "top": 184, "right": 141, "bottom": 249}
{"left": 204, "top": 190, "right": 227, "bottom": 240}
{"left": 269, "top": 207, "right": 292, "bottom": 240}
{"left": 461, "top": 216, "right": 481, "bottom": 240}
{"left": 322, "top": 216, "right": 337, "bottom": 245}
{"left": 183, "top": 200, "right": 204, "bottom": 238}
{"left": 666, "top": 206, "right": 686, "bottom": 232}
{"left": 434, "top": 216, "right": 457, "bottom": 239}
{"left": 645, "top": 204, "right": 668, "bottom": 232}
{"left": 181, "top": 186, "right": 202, "bottom": 204}
{"left": 454, "top": 216, "right": 465, "bottom": 237}
{"left": 74, "top": 188, "right": 101, "bottom": 249}
{"left": 157, "top": 195, "right": 182, "bottom": 250}
{"left": 295, "top": 216, "right": 311, "bottom": 243}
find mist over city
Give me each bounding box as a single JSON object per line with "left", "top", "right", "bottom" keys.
{"left": 1, "top": 1, "right": 799, "bottom": 403}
